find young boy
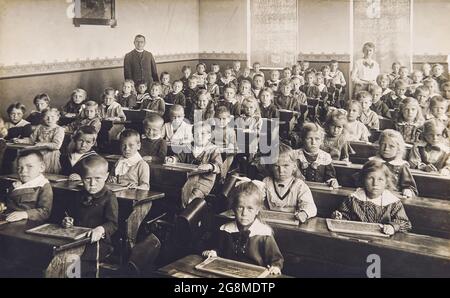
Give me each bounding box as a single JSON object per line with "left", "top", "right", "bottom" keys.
{"left": 429, "top": 95, "right": 449, "bottom": 128}
{"left": 232, "top": 61, "right": 242, "bottom": 78}
{"left": 183, "top": 76, "right": 200, "bottom": 116}
{"left": 413, "top": 85, "right": 431, "bottom": 118}
{"left": 237, "top": 67, "right": 252, "bottom": 85}
{"left": 211, "top": 63, "right": 222, "bottom": 81}
{"left": 356, "top": 91, "right": 380, "bottom": 130}
{"left": 4, "top": 150, "right": 53, "bottom": 223}
{"left": 160, "top": 72, "right": 172, "bottom": 99}
{"left": 407, "top": 70, "right": 424, "bottom": 96}
{"left": 166, "top": 122, "right": 223, "bottom": 208}
{"left": 140, "top": 115, "right": 167, "bottom": 164}
{"left": 291, "top": 77, "right": 307, "bottom": 105}
{"left": 165, "top": 80, "right": 186, "bottom": 108}
{"left": 370, "top": 85, "right": 391, "bottom": 118}
{"left": 63, "top": 154, "right": 118, "bottom": 277}
{"left": 136, "top": 81, "right": 151, "bottom": 109}
{"left": 251, "top": 62, "right": 264, "bottom": 79}
{"left": 265, "top": 70, "right": 281, "bottom": 92}
{"left": 161, "top": 104, "right": 193, "bottom": 146}
{"left": 212, "top": 106, "right": 237, "bottom": 150}
{"left": 383, "top": 79, "right": 408, "bottom": 110}
{"left": 180, "top": 65, "right": 192, "bottom": 92}
{"left": 218, "top": 85, "right": 241, "bottom": 118}
{"left": 142, "top": 83, "right": 165, "bottom": 116}
{"left": 27, "top": 93, "right": 50, "bottom": 129}
{"left": 60, "top": 125, "right": 98, "bottom": 179}
{"left": 108, "top": 129, "right": 150, "bottom": 190}
{"left": 252, "top": 74, "right": 265, "bottom": 98}
{"left": 432, "top": 64, "right": 448, "bottom": 89}
{"left": 65, "top": 100, "right": 102, "bottom": 134}
{"left": 300, "top": 71, "right": 321, "bottom": 100}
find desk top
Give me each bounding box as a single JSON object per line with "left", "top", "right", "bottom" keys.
{"left": 0, "top": 220, "right": 90, "bottom": 254}
{"left": 158, "top": 255, "right": 289, "bottom": 278}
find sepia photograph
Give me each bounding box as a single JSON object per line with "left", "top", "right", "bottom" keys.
{"left": 0, "top": 0, "right": 449, "bottom": 283}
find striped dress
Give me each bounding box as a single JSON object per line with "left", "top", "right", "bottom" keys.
{"left": 336, "top": 188, "right": 412, "bottom": 233}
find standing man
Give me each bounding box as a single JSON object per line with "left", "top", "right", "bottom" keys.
{"left": 124, "top": 34, "right": 159, "bottom": 88}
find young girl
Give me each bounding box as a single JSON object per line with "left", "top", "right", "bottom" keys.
{"left": 108, "top": 129, "right": 150, "bottom": 190}
{"left": 188, "top": 90, "right": 215, "bottom": 123}
{"left": 65, "top": 100, "right": 102, "bottom": 134}
{"left": 332, "top": 160, "right": 412, "bottom": 235}
{"left": 184, "top": 77, "right": 200, "bottom": 115}
{"left": 376, "top": 74, "right": 393, "bottom": 97}
{"left": 262, "top": 143, "right": 317, "bottom": 222}
{"left": 160, "top": 72, "right": 172, "bottom": 99}
{"left": 293, "top": 123, "right": 339, "bottom": 188}
{"left": 409, "top": 119, "right": 450, "bottom": 175}
{"left": 161, "top": 104, "right": 193, "bottom": 145}
{"left": 321, "top": 109, "right": 351, "bottom": 162}
{"left": 206, "top": 72, "right": 220, "bottom": 102}
{"left": 98, "top": 87, "right": 126, "bottom": 141}
{"left": 202, "top": 181, "right": 283, "bottom": 275}
{"left": 251, "top": 62, "right": 265, "bottom": 79}
{"left": 235, "top": 98, "right": 263, "bottom": 133}
{"left": 27, "top": 93, "right": 50, "bottom": 128}
{"left": 265, "top": 70, "right": 281, "bottom": 92}
{"left": 432, "top": 63, "right": 448, "bottom": 89}
{"left": 219, "top": 67, "right": 237, "bottom": 91}
{"left": 235, "top": 80, "right": 254, "bottom": 104}
{"left": 395, "top": 97, "right": 425, "bottom": 144}
{"left": 422, "top": 63, "right": 432, "bottom": 80}
{"left": 63, "top": 88, "right": 87, "bottom": 117}
{"left": 356, "top": 91, "right": 380, "bottom": 130}
{"left": 218, "top": 85, "right": 241, "bottom": 118}
{"left": 166, "top": 122, "right": 222, "bottom": 208}
{"left": 300, "top": 71, "right": 321, "bottom": 100}
{"left": 370, "top": 129, "right": 417, "bottom": 198}
{"left": 4, "top": 103, "right": 32, "bottom": 140}
{"left": 60, "top": 125, "right": 98, "bottom": 180}
{"left": 397, "top": 66, "right": 413, "bottom": 85}
{"left": 117, "top": 79, "right": 137, "bottom": 109}
{"left": 142, "top": 83, "right": 166, "bottom": 116}
{"left": 369, "top": 85, "right": 391, "bottom": 118}
{"left": 422, "top": 78, "right": 440, "bottom": 98}
{"left": 192, "top": 63, "right": 208, "bottom": 88}
{"left": 407, "top": 70, "right": 424, "bottom": 96}
{"left": 13, "top": 108, "right": 65, "bottom": 174}
{"left": 346, "top": 100, "right": 370, "bottom": 142}
{"left": 259, "top": 88, "right": 279, "bottom": 119}
{"left": 237, "top": 67, "right": 252, "bottom": 85}
{"left": 136, "top": 81, "right": 151, "bottom": 109}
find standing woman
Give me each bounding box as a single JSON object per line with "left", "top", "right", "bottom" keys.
{"left": 351, "top": 42, "right": 380, "bottom": 96}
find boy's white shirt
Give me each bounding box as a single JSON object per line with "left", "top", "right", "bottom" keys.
{"left": 350, "top": 188, "right": 400, "bottom": 206}
{"left": 115, "top": 152, "right": 143, "bottom": 176}
{"left": 13, "top": 174, "right": 49, "bottom": 191}
{"left": 69, "top": 152, "right": 83, "bottom": 166}
{"left": 220, "top": 218, "right": 273, "bottom": 237}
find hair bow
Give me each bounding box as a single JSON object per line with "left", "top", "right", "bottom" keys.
{"left": 234, "top": 176, "right": 265, "bottom": 194}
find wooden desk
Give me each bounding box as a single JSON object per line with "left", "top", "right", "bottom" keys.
{"left": 157, "top": 254, "right": 288, "bottom": 278}
{"left": 333, "top": 162, "right": 450, "bottom": 200}
{"left": 215, "top": 215, "right": 450, "bottom": 277}
{"left": 0, "top": 175, "right": 165, "bottom": 263}
{"left": 0, "top": 220, "right": 92, "bottom": 277}
{"left": 306, "top": 182, "right": 450, "bottom": 239}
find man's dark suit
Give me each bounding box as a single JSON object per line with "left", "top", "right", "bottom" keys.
{"left": 124, "top": 49, "right": 159, "bottom": 86}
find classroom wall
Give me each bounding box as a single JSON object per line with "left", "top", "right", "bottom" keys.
{"left": 198, "top": 0, "right": 247, "bottom": 55}
{"left": 0, "top": 0, "right": 200, "bottom": 65}
{"left": 0, "top": 0, "right": 200, "bottom": 118}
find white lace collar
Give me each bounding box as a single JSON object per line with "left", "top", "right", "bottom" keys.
{"left": 350, "top": 188, "right": 399, "bottom": 206}
{"left": 13, "top": 174, "right": 49, "bottom": 191}
{"left": 296, "top": 149, "right": 332, "bottom": 166}
{"left": 220, "top": 218, "right": 273, "bottom": 237}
